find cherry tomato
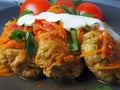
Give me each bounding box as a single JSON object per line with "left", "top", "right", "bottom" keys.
{"left": 20, "top": 0, "right": 51, "bottom": 15}
{"left": 55, "top": 0, "right": 74, "bottom": 9}
{"left": 75, "top": 2, "right": 103, "bottom": 20}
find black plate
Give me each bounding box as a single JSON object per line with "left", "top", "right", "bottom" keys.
{"left": 0, "top": 1, "right": 120, "bottom": 90}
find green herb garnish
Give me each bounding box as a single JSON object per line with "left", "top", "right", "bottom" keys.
{"left": 62, "top": 6, "right": 80, "bottom": 15}
{"left": 63, "top": 6, "right": 75, "bottom": 14}
{"left": 56, "top": 20, "right": 61, "bottom": 25}
{"left": 9, "top": 30, "right": 38, "bottom": 58}
{"left": 17, "top": 10, "right": 33, "bottom": 20}
{"left": 75, "top": 10, "right": 80, "bottom": 15}
{"left": 9, "top": 30, "right": 25, "bottom": 42}
{"left": 21, "top": 10, "right": 33, "bottom": 15}
{"left": 62, "top": 6, "right": 93, "bottom": 17}
{"left": 81, "top": 13, "right": 94, "bottom": 17}
{"left": 86, "top": 85, "right": 112, "bottom": 90}
{"left": 48, "top": 0, "right": 57, "bottom": 5}
{"left": 73, "top": 0, "right": 82, "bottom": 8}
{"left": 67, "top": 28, "right": 79, "bottom": 51}
{"left": 24, "top": 31, "right": 38, "bottom": 58}
{"left": 85, "top": 24, "right": 92, "bottom": 30}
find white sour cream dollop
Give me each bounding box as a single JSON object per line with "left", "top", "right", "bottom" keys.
{"left": 17, "top": 12, "right": 120, "bottom": 42}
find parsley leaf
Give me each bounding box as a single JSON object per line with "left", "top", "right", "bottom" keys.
{"left": 24, "top": 31, "right": 38, "bottom": 58}
{"left": 9, "top": 30, "right": 38, "bottom": 58}
{"left": 67, "top": 28, "right": 79, "bottom": 51}
{"left": 75, "top": 10, "right": 80, "bottom": 15}
{"left": 17, "top": 10, "right": 33, "bottom": 20}
{"left": 81, "top": 13, "right": 94, "bottom": 17}
{"left": 85, "top": 24, "right": 92, "bottom": 30}
{"left": 63, "top": 6, "right": 75, "bottom": 14}
{"left": 48, "top": 0, "right": 57, "bottom": 5}
{"left": 56, "top": 20, "right": 61, "bottom": 25}
{"left": 9, "top": 30, "right": 25, "bottom": 42}
{"left": 22, "top": 10, "right": 33, "bottom": 15}
{"left": 86, "top": 85, "right": 112, "bottom": 90}
{"left": 73, "top": 0, "right": 83, "bottom": 8}
{"left": 62, "top": 6, "right": 93, "bottom": 17}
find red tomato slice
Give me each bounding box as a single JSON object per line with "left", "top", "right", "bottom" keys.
{"left": 75, "top": 2, "right": 103, "bottom": 20}
{"left": 20, "top": 0, "right": 51, "bottom": 15}
{"left": 101, "top": 31, "right": 114, "bottom": 56}
{"left": 55, "top": 0, "right": 75, "bottom": 9}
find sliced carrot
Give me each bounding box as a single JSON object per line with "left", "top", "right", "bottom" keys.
{"left": 4, "top": 40, "right": 24, "bottom": 49}
{"left": 0, "top": 65, "right": 6, "bottom": 69}
{"left": 48, "top": 5, "right": 65, "bottom": 14}
{"left": 0, "top": 66, "right": 15, "bottom": 77}
{"left": 0, "top": 68, "right": 11, "bottom": 74}
{"left": 0, "top": 72, "right": 15, "bottom": 77}
{"left": 80, "top": 49, "right": 102, "bottom": 57}
{"left": 33, "top": 20, "right": 67, "bottom": 40}
{"left": 94, "top": 62, "right": 120, "bottom": 70}
{"left": 77, "top": 29, "right": 84, "bottom": 47}
{"left": 52, "top": 22, "right": 67, "bottom": 39}
{"left": 0, "top": 19, "right": 27, "bottom": 49}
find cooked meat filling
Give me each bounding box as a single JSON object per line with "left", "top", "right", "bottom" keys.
{"left": 35, "top": 32, "right": 83, "bottom": 79}
{"left": 0, "top": 48, "right": 42, "bottom": 79}
{"left": 81, "top": 30, "right": 120, "bottom": 84}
